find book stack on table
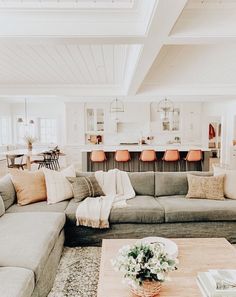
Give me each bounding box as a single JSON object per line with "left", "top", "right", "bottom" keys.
{"left": 197, "top": 270, "right": 236, "bottom": 297}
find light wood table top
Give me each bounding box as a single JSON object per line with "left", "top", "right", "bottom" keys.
{"left": 97, "top": 238, "right": 236, "bottom": 297}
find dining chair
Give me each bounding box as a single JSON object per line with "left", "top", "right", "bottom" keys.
{"left": 6, "top": 154, "right": 26, "bottom": 170}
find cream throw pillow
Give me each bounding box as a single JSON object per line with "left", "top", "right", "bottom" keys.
{"left": 186, "top": 174, "right": 225, "bottom": 200}
{"left": 214, "top": 166, "right": 236, "bottom": 199}
{"left": 43, "top": 165, "right": 76, "bottom": 204}
{"left": 10, "top": 170, "right": 47, "bottom": 206}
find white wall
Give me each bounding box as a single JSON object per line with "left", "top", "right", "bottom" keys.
{"left": 10, "top": 101, "right": 66, "bottom": 145}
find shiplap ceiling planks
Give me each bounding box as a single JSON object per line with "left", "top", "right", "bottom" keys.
{"left": 0, "top": 0, "right": 135, "bottom": 9}
{"left": 0, "top": 43, "right": 128, "bottom": 85}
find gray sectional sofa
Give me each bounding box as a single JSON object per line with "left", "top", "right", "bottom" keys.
{"left": 1, "top": 171, "right": 236, "bottom": 297}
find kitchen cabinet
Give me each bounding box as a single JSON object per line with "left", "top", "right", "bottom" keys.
{"left": 86, "top": 108, "right": 104, "bottom": 134}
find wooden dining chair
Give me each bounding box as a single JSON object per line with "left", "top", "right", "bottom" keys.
{"left": 6, "top": 154, "right": 26, "bottom": 170}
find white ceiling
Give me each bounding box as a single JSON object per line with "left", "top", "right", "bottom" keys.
{"left": 0, "top": 43, "right": 129, "bottom": 85}
{"left": 0, "top": 0, "right": 135, "bottom": 10}
{"left": 0, "top": 0, "right": 236, "bottom": 101}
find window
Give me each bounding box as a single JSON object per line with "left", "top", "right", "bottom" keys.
{"left": 0, "top": 117, "right": 11, "bottom": 145}
{"left": 40, "top": 118, "right": 57, "bottom": 144}
{"left": 17, "top": 116, "right": 36, "bottom": 144}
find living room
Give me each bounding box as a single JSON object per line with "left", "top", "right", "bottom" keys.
{"left": 1, "top": 1, "right": 236, "bottom": 297}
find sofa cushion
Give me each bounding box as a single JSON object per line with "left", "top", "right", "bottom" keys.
{"left": 110, "top": 196, "right": 164, "bottom": 223}
{"left": 65, "top": 196, "right": 164, "bottom": 225}
{"left": 128, "top": 172, "right": 155, "bottom": 196}
{"left": 155, "top": 171, "right": 213, "bottom": 197}
{"left": 0, "top": 174, "right": 16, "bottom": 210}
{"left": 0, "top": 195, "right": 5, "bottom": 217}
{"left": 6, "top": 200, "right": 69, "bottom": 214}
{"left": 76, "top": 172, "right": 94, "bottom": 178}
{"left": 0, "top": 267, "right": 34, "bottom": 297}
{"left": 0, "top": 212, "right": 65, "bottom": 282}
{"left": 157, "top": 195, "right": 236, "bottom": 223}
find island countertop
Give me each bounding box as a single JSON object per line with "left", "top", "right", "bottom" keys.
{"left": 80, "top": 144, "right": 210, "bottom": 152}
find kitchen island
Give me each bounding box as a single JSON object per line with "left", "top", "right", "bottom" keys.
{"left": 81, "top": 145, "right": 211, "bottom": 172}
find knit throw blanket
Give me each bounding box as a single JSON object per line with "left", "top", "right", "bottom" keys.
{"left": 76, "top": 169, "right": 135, "bottom": 228}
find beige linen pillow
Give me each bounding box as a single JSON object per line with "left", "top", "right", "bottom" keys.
{"left": 186, "top": 174, "right": 225, "bottom": 200}
{"left": 213, "top": 166, "right": 236, "bottom": 199}
{"left": 43, "top": 165, "right": 76, "bottom": 204}
{"left": 10, "top": 170, "right": 47, "bottom": 206}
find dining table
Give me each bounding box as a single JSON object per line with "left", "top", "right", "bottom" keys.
{"left": 1, "top": 148, "right": 50, "bottom": 170}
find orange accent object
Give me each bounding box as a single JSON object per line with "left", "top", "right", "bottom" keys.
{"left": 140, "top": 150, "right": 157, "bottom": 162}
{"left": 185, "top": 150, "right": 202, "bottom": 162}
{"left": 90, "top": 150, "right": 106, "bottom": 162}
{"left": 115, "top": 150, "right": 131, "bottom": 162}
{"left": 162, "top": 150, "right": 180, "bottom": 162}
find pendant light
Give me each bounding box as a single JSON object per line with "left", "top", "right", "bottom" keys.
{"left": 110, "top": 98, "right": 125, "bottom": 122}
{"left": 157, "top": 98, "right": 174, "bottom": 121}
{"left": 17, "top": 98, "right": 34, "bottom": 125}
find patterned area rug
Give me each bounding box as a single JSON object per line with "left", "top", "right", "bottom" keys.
{"left": 48, "top": 247, "right": 101, "bottom": 297}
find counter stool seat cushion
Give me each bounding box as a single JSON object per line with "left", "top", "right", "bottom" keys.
{"left": 185, "top": 150, "right": 202, "bottom": 162}
{"left": 157, "top": 195, "right": 236, "bottom": 223}
{"left": 139, "top": 150, "right": 157, "bottom": 162}
{"left": 162, "top": 150, "right": 180, "bottom": 162}
{"left": 90, "top": 150, "right": 106, "bottom": 162}
{"left": 115, "top": 150, "right": 131, "bottom": 162}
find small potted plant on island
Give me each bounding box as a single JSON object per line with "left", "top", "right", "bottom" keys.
{"left": 112, "top": 242, "right": 178, "bottom": 297}
{"left": 24, "top": 135, "right": 37, "bottom": 151}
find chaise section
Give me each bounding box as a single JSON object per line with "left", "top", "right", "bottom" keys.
{"left": 158, "top": 195, "right": 236, "bottom": 223}
{"left": 6, "top": 200, "right": 69, "bottom": 214}
{"left": 0, "top": 212, "right": 65, "bottom": 282}
{"left": 0, "top": 267, "right": 34, "bottom": 297}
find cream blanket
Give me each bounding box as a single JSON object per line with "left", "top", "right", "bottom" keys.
{"left": 76, "top": 169, "right": 135, "bottom": 228}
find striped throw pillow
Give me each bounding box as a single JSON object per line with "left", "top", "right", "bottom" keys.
{"left": 67, "top": 176, "right": 105, "bottom": 202}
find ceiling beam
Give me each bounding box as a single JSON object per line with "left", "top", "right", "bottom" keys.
{"left": 0, "top": 36, "right": 145, "bottom": 45}
{"left": 0, "top": 84, "right": 126, "bottom": 97}
{"left": 126, "top": 0, "right": 188, "bottom": 96}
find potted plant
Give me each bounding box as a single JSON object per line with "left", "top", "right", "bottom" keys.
{"left": 24, "top": 135, "right": 37, "bottom": 151}
{"left": 112, "top": 242, "right": 178, "bottom": 297}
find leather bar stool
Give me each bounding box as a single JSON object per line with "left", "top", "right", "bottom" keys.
{"left": 139, "top": 150, "right": 157, "bottom": 172}
{"left": 162, "top": 150, "right": 180, "bottom": 171}
{"left": 114, "top": 150, "right": 131, "bottom": 171}
{"left": 90, "top": 150, "right": 107, "bottom": 171}
{"left": 184, "top": 150, "right": 203, "bottom": 171}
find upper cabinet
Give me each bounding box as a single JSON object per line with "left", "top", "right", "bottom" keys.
{"left": 86, "top": 108, "right": 104, "bottom": 133}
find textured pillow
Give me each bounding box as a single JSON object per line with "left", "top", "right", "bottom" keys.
{"left": 213, "top": 166, "right": 236, "bottom": 199}
{"left": 43, "top": 165, "right": 76, "bottom": 204}
{"left": 0, "top": 195, "right": 5, "bottom": 217}
{"left": 67, "top": 176, "right": 105, "bottom": 202}
{"left": 10, "top": 170, "right": 47, "bottom": 206}
{"left": 0, "top": 174, "right": 16, "bottom": 210}
{"left": 186, "top": 174, "right": 225, "bottom": 200}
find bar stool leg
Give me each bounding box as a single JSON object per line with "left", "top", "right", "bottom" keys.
{"left": 178, "top": 160, "right": 181, "bottom": 172}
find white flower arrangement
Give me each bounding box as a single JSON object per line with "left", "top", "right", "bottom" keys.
{"left": 111, "top": 242, "right": 178, "bottom": 286}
